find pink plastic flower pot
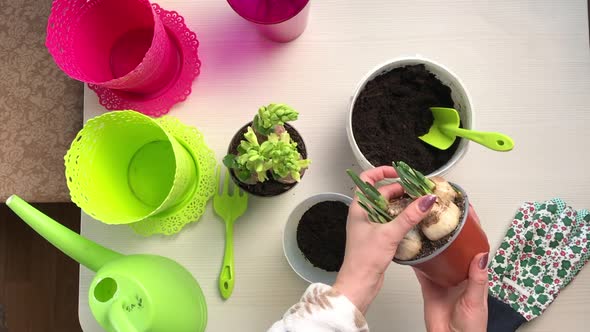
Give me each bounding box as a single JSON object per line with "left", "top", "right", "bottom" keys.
{"left": 46, "top": 1, "right": 201, "bottom": 117}
{"left": 227, "top": 0, "right": 310, "bottom": 42}
{"left": 47, "top": 0, "right": 178, "bottom": 94}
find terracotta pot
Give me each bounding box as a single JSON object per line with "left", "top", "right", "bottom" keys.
{"left": 227, "top": 122, "right": 308, "bottom": 197}
{"left": 395, "top": 183, "right": 489, "bottom": 287}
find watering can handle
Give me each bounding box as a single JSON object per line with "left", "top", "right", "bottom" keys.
{"left": 109, "top": 299, "right": 140, "bottom": 332}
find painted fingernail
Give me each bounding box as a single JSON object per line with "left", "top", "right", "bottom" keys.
{"left": 419, "top": 195, "right": 437, "bottom": 212}
{"left": 479, "top": 253, "right": 489, "bottom": 270}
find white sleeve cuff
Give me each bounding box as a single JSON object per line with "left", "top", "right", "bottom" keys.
{"left": 268, "top": 283, "right": 369, "bottom": 332}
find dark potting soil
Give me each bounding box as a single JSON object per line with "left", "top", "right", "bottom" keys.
{"left": 352, "top": 64, "right": 461, "bottom": 174}
{"left": 297, "top": 201, "right": 349, "bottom": 272}
{"left": 228, "top": 122, "right": 307, "bottom": 197}
{"left": 411, "top": 194, "right": 466, "bottom": 260}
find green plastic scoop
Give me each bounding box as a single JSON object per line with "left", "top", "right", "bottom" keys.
{"left": 419, "top": 107, "right": 514, "bottom": 151}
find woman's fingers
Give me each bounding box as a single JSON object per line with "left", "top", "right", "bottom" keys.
{"left": 462, "top": 252, "right": 489, "bottom": 311}
{"left": 359, "top": 166, "right": 398, "bottom": 185}
{"left": 413, "top": 268, "right": 446, "bottom": 300}
{"left": 356, "top": 166, "right": 404, "bottom": 201}
{"left": 414, "top": 268, "right": 435, "bottom": 290}
{"left": 377, "top": 183, "right": 405, "bottom": 201}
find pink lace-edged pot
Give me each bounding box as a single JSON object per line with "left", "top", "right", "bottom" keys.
{"left": 46, "top": 0, "right": 201, "bottom": 117}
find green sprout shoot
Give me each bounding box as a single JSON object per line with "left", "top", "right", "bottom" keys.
{"left": 346, "top": 169, "right": 391, "bottom": 223}
{"left": 391, "top": 161, "right": 436, "bottom": 198}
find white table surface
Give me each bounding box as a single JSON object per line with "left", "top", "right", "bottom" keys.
{"left": 80, "top": 0, "right": 590, "bottom": 330}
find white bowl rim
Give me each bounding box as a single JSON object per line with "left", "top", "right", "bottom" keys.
{"left": 346, "top": 55, "right": 475, "bottom": 178}
{"left": 283, "top": 192, "right": 353, "bottom": 284}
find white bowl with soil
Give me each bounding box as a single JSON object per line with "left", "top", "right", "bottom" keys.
{"left": 347, "top": 56, "right": 474, "bottom": 177}
{"left": 283, "top": 193, "right": 352, "bottom": 284}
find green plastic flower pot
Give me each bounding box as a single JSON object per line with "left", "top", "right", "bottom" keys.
{"left": 65, "top": 110, "right": 197, "bottom": 224}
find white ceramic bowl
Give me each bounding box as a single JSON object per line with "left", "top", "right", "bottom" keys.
{"left": 346, "top": 56, "right": 474, "bottom": 177}
{"left": 283, "top": 193, "right": 353, "bottom": 284}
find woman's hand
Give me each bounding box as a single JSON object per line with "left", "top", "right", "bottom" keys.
{"left": 415, "top": 253, "right": 489, "bottom": 332}
{"left": 333, "top": 166, "right": 437, "bottom": 314}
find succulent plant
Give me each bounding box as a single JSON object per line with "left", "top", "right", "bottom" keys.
{"left": 224, "top": 128, "right": 311, "bottom": 184}
{"left": 223, "top": 127, "right": 271, "bottom": 183}
{"left": 225, "top": 103, "right": 310, "bottom": 185}
{"left": 264, "top": 132, "right": 311, "bottom": 183}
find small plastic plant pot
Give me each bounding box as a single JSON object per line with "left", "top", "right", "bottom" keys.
{"left": 394, "top": 183, "right": 490, "bottom": 287}
{"left": 227, "top": 122, "right": 308, "bottom": 197}
{"left": 226, "top": 0, "right": 310, "bottom": 43}
{"left": 65, "top": 111, "right": 198, "bottom": 225}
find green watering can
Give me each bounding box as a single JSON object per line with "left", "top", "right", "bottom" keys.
{"left": 6, "top": 195, "right": 207, "bottom": 332}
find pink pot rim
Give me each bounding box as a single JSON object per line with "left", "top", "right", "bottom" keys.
{"left": 226, "top": 0, "right": 309, "bottom": 25}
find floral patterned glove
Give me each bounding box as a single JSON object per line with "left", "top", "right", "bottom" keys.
{"left": 487, "top": 199, "right": 590, "bottom": 331}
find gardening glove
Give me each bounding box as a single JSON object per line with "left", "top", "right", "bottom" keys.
{"left": 487, "top": 199, "right": 590, "bottom": 332}
{"left": 268, "top": 283, "right": 368, "bottom": 332}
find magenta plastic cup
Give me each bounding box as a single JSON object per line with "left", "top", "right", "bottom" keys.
{"left": 46, "top": 0, "right": 180, "bottom": 94}
{"left": 227, "top": 0, "right": 310, "bottom": 42}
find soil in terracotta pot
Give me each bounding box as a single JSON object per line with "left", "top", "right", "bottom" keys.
{"left": 228, "top": 122, "right": 307, "bottom": 197}
{"left": 409, "top": 194, "right": 466, "bottom": 260}
{"left": 352, "top": 64, "right": 461, "bottom": 175}
{"left": 296, "top": 201, "right": 348, "bottom": 272}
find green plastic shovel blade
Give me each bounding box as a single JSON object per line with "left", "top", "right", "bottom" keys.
{"left": 419, "top": 107, "right": 514, "bottom": 152}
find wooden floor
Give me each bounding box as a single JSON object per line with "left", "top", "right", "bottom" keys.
{"left": 0, "top": 203, "right": 82, "bottom": 332}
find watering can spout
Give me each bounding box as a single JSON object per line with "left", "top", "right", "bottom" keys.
{"left": 5, "top": 195, "right": 122, "bottom": 272}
